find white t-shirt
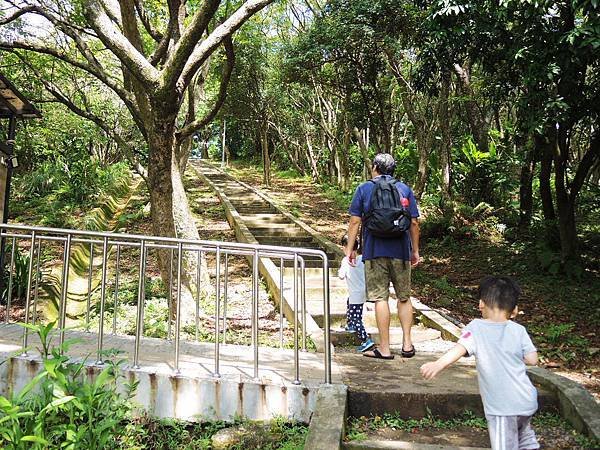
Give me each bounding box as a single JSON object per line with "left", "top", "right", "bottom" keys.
{"left": 338, "top": 255, "right": 367, "bottom": 304}
{"left": 458, "top": 319, "right": 538, "bottom": 416}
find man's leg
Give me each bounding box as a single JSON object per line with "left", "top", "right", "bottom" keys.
{"left": 390, "top": 259, "right": 413, "bottom": 352}
{"left": 375, "top": 300, "right": 391, "bottom": 355}
{"left": 364, "top": 258, "right": 392, "bottom": 357}
{"left": 397, "top": 298, "right": 413, "bottom": 352}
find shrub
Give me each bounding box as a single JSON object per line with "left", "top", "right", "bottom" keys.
{"left": 0, "top": 322, "right": 136, "bottom": 449}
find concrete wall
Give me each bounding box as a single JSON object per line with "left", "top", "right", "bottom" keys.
{"left": 0, "top": 354, "right": 322, "bottom": 423}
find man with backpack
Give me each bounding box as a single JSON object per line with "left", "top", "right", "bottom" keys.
{"left": 344, "top": 153, "right": 421, "bottom": 359}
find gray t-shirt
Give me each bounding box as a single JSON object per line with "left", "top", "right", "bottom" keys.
{"left": 458, "top": 319, "right": 538, "bottom": 416}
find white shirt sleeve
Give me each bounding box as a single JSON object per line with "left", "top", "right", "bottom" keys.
{"left": 338, "top": 257, "right": 349, "bottom": 280}
{"left": 458, "top": 322, "right": 477, "bottom": 357}
{"left": 521, "top": 328, "right": 537, "bottom": 356}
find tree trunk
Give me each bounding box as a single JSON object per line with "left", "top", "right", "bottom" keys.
{"left": 453, "top": 62, "right": 489, "bottom": 152}
{"left": 414, "top": 130, "right": 430, "bottom": 199}
{"left": 518, "top": 138, "right": 536, "bottom": 230}
{"left": 353, "top": 127, "right": 372, "bottom": 180}
{"left": 147, "top": 124, "right": 201, "bottom": 318}
{"left": 439, "top": 73, "right": 452, "bottom": 202}
{"left": 261, "top": 122, "right": 271, "bottom": 187}
{"left": 536, "top": 132, "right": 556, "bottom": 221}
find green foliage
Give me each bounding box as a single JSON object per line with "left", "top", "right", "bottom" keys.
{"left": 530, "top": 322, "right": 590, "bottom": 364}
{"left": 1, "top": 244, "right": 33, "bottom": 304}
{"left": 346, "top": 410, "right": 487, "bottom": 441}
{"left": 12, "top": 159, "right": 130, "bottom": 228}
{"left": 0, "top": 322, "right": 136, "bottom": 449}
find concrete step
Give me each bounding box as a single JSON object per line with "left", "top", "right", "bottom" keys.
{"left": 256, "top": 240, "right": 322, "bottom": 249}
{"left": 331, "top": 325, "right": 441, "bottom": 347}
{"left": 243, "top": 219, "right": 294, "bottom": 228}
{"left": 248, "top": 228, "right": 311, "bottom": 237}
{"left": 254, "top": 235, "right": 314, "bottom": 243}
{"left": 344, "top": 440, "right": 490, "bottom": 450}
{"left": 335, "top": 353, "right": 559, "bottom": 419}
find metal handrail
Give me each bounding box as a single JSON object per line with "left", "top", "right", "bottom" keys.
{"left": 0, "top": 224, "right": 332, "bottom": 384}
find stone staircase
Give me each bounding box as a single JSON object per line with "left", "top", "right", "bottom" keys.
{"left": 188, "top": 160, "right": 452, "bottom": 351}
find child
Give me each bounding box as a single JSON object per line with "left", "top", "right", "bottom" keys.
{"left": 420, "top": 276, "right": 539, "bottom": 450}
{"left": 338, "top": 235, "right": 375, "bottom": 353}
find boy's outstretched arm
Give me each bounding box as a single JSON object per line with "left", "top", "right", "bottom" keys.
{"left": 524, "top": 351, "right": 538, "bottom": 366}
{"left": 420, "top": 344, "right": 468, "bottom": 380}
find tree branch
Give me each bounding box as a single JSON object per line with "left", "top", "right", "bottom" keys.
{"left": 0, "top": 41, "right": 145, "bottom": 134}
{"left": 178, "top": 0, "right": 275, "bottom": 91}
{"left": 570, "top": 130, "right": 600, "bottom": 201}
{"left": 0, "top": 5, "right": 38, "bottom": 25}
{"left": 17, "top": 55, "right": 147, "bottom": 180}
{"left": 160, "top": 0, "right": 221, "bottom": 91}
{"left": 83, "top": 0, "right": 159, "bottom": 89}
{"left": 133, "top": 0, "right": 163, "bottom": 42}
{"left": 176, "top": 37, "right": 234, "bottom": 142}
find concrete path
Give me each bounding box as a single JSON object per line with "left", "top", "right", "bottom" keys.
{"left": 0, "top": 323, "right": 338, "bottom": 386}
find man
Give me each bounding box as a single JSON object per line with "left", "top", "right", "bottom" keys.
{"left": 345, "top": 153, "right": 420, "bottom": 359}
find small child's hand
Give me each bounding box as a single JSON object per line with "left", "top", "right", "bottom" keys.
{"left": 420, "top": 361, "right": 442, "bottom": 380}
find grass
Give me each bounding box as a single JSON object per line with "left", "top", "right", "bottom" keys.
{"left": 346, "top": 411, "right": 599, "bottom": 448}
{"left": 116, "top": 414, "right": 307, "bottom": 449}
{"left": 346, "top": 410, "right": 487, "bottom": 441}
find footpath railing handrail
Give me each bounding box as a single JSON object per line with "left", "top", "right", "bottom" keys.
{"left": 0, "top": 224, "right": 332, "bottom": 384}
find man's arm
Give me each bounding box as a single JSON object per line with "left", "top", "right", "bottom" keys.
{"left": 345, "top": 216, "right": 361, "bottom": 265}
{"left": 410, "top": 218, "right": 420, "bottom": 266}
{"left": 420, "top": 344, "right": 467, "bottom": 380}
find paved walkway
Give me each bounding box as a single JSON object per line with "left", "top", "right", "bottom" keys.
{"left": 0, "top": 323, "right": 336, "bottom": 386}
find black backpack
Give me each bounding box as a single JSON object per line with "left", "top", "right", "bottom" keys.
{"left": 363, "top": 178, "right": 411, "bottom": 238}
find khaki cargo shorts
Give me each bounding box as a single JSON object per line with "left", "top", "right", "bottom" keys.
{"left": 365, "top": 258, "right": 411, "bottom": 303}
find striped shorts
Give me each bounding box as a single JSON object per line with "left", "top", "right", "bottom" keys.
{"left": 486, "top": 415, "right": 539, "bottom": 450}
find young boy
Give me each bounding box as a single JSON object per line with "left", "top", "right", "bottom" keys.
{"left": 420, "top": 276, "right": 539, "bottom": 450}
{"left": 338, "top": 235, "right": 375, "bottom": 353}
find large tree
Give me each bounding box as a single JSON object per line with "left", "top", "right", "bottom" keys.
{"left": 0, "top": 0, "right": 275, "bottom": 309}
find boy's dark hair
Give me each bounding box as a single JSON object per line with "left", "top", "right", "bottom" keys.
{"left": 340, "top": 234, "right": 358, "bottom": 251}
{"left": 372, "top": 153, "right": 396, "bottom": 176}
{"left": 478, "top": 276, "right": 521, "bottom": 313}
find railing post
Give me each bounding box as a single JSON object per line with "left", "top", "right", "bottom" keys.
{"left": 279, "top": 257, "right": 284, "bottom": 349}
{"left": 195, "top": 249, "right": 201, "bottom": 341}
{"left": 222, "top": 253, "right": 228, "bottom": 344}
{"left": 214, "top": 246, "right": 221, "bottom": 378}
{"left": 96, "top": 236, "right": 109, "bottom": 365}
{"left": 5, "top": 237, "right": 16, "bottom": 324}
{"left": 323, "top": 255, "right": 331, "bottom": 384}
{"left": 32, "top": 238, "right": 42, "bottom": 325}
{"left": 133, "top": 240, "right": 146, "bottom": 369}
{"left": 300, "top": 257, "right": 307, "bottom": 352}
{"left": 252, "top": 249, "right": 259, "bottom": 380}
{"left": 59, "top": 234, "right": 72, "bottom": 349}
{"left": 168, "top": 247, "right": 174, "bottom": 341}
{"left": 21, "top": 230, "right": 37, "bottom": 354}
{"left": 113, "top": 245, "right": 120, "bottom": 335}
{"left": 293, "top": 253, "right": 300, "bottom": 385}
{"left": 174, "top": 242, "right": 183, "bottom": 374}
{"left": 86, "top": 242, "right": 94, "bottom": 332}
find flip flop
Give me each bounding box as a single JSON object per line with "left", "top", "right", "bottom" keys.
{"left": 401, "top": 345, "right": 416, "bottom": 358}
{"left": 364, "top": 348, "right": 395, "bottom": 360}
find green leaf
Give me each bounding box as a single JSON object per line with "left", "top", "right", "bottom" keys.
{"left": 21, "top": 435, "right": 49, "bottom": 444}
{"left": 41, "top": 395, "right": 76, "bottom": 413}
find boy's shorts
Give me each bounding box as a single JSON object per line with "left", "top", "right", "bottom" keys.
{"left": 365, "top": 258, "right": 411, "bottom": 303}
{"left": 486, "top": 415, "right": 539, "bottom": 450}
